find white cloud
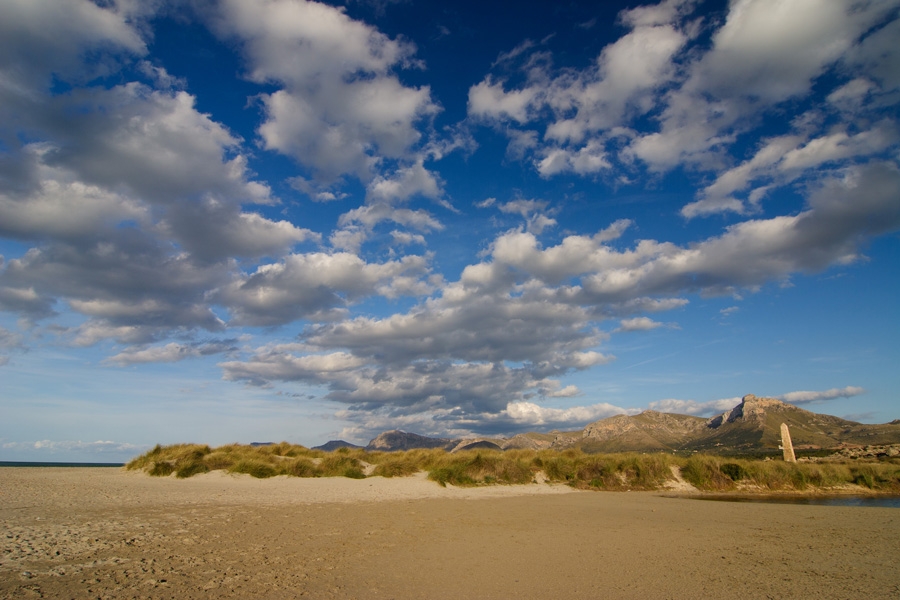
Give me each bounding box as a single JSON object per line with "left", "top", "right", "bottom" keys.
{"left": 616, "top": 317, "right": 663, "bottom": 332}
{"left": 216, "top": 252, "right": 432, "bottom": 327}
{"left": 366, "top": 161, "right": 444, "bottom": 204}
{"left": 684, "top": 124, "right": 898, "bottom": 218}
{"left": 0, "top": 150, "right": 147, "bottom": 240}
{"left": 468, "top": 77, "right": 539, "bottom": 124}
{"left": 218, "top": 160, "right": 900, "bottom": 425}
{"left": 466, "top": 0, "right": 900, "bottom": 233}
{"left": 468, "top": 6, "right": 689, "bottom": 177}
{"left": 648, "top": 397, "right": 742, "bottom": 416}
{"left": 0, "top": 0, "right": 146, "bottom": 95}
{"left": 630, "top": 0, "right": 896, "bottom": 172}
{"left": 209, "top": 0, "right": 439, "bottom": 183}
{"left": 390, "top": 231, "right": 426, "bottom": 246}
{"left": 779, "top": 386, "right": 865, "bottom": 405}
{"left": 688, "top": 0, "right": 865, "bottom": 102}
{"left": 648, "top": 386, "right": 867, "bottom": 417}
{"left": 536, "top": 143, "right": 611, "bottom": 177}
{"left": 504, "top": 401, "right": 627, "bottom": 427}
{"left": 335, "top": 204, "right": 442, "bottom": 251}
{"left": 1, "top": 237, "right": 231, "bottom": 331}
{"left": 105, "top": 340, "right": 238, "bottom": 366}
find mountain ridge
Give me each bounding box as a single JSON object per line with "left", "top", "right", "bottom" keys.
{"left": 337, "top": 394, "right": 900, "bottom": 454}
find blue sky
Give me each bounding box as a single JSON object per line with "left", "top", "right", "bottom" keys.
{"left": 1, "top": 0, "right": 899, "bottom": 462}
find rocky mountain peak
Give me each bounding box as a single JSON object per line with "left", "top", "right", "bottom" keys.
{"left": 707, "top": 394, "right": 794, "bottom": 428}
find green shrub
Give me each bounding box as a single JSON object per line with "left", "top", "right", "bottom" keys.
{"left": 720, "top": 463, "right": 747, "bottom": 481}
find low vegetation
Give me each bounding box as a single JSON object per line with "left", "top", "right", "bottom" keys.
{"left": 126, "top": 443, "right": 900, "bottom": 493}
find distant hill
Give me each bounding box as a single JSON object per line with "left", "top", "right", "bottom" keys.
{"left": 361, "top": 395, "right": 900, "bottom": 454}
{"left": 579, "top": 411, "right": 707, "bottom": 453}
{"left": 366, "top": 430, "right": 456, "bottom": 452}
{"left": 312, "top": 440, "right": 363, "bottom": 452}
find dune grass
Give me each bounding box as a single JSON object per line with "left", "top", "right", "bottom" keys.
{"left": 126, "top": 443, "right": 900, "bottom": 492}
{"left": 678, "top": 455, "right": 900, "bottom": 492}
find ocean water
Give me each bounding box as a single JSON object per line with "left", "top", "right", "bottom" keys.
{"left": 0, "top": 461, "right": 124, "bottom": 468}
{"left": 682, "top": 495, "right": 900, "bottom": 508}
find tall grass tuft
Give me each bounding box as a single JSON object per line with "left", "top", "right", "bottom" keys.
{"left": 318, "top": 454, "right": 366, "bottom": 479}
{"left": 681, "top": 455, "right": 736, "bottom": 491}
{"left": 286, "top": 457, "right": 319, "bottom": 477}
{"left": 229, "top": 460, "right": 278, "bottom": 479}
{"left": 427, "top": 450, "right": 533, "bottom": 486}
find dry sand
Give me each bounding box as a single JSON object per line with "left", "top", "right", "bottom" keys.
{"left": 2, "top": 467, "right": 898, "bottom": 599}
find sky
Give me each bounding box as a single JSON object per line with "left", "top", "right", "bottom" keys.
{"left": 1, "top": 0, "right": 899, "bottom": 462}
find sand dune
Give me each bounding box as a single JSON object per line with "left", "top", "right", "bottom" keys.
{"left": 2, "top": 467, "right": 898, "bottom": 599}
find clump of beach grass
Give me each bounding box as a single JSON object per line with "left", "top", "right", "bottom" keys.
{"left": 427, "top": 450, "right": 534, "bottom": 486}
{"left": 318, "top": 453, "right": 367, "bottom": 479}
{"left": 674, "top": 455, "right": 900, "bottom": 493}
{"left": 363, "top": 448, "right": 447, "bottom": 478}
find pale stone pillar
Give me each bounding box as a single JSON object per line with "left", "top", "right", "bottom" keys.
{"left": 780, "top": 423, "right": 796, "bottom": 463}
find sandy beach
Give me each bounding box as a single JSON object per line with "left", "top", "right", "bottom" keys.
{"left": 2, "top": 467, "right": 898, "bottom": 599}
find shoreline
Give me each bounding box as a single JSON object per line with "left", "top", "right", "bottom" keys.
{"left": 2, "top": 468, "right": 899, "bottom": 599}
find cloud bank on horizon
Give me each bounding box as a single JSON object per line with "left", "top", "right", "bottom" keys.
{"left": 1, "top": 0, "right": 898, "bottom": 457}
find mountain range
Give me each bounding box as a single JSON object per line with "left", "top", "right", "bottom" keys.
{"left": 315, "top": 395, "right": 900, "bottom": 455}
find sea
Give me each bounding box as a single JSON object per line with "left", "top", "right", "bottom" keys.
{"left": 0, "top": 461, "right": 124, "bottom": 468}
{"left": 683, "top": 495, "right": 900, "bottom": 508}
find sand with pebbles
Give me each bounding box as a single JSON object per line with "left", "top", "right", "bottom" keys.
{"left": 2, "top": 467, "right": 898, "bottom": 599}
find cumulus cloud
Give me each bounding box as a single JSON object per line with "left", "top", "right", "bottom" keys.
{"left": 468, "top": 5, "right": 688, "bottom": 177}
{"left": 1, "top": 231, "right": 230, "bottom": 335}
{"left": 219, "top": 158, "right": 898, "bottom": 430}
{"left": 629, "top": 0, "right": 896, "bottom": 172}
{"left": 216, "top": 252, "right": 433, "bottom": 327}
{"left": 684, "top": 123, "right": 898, "bottom": 218}
{"left": 504, "top": 400, "right": 627, "bottom": 427}
{"left": 616, "top": 317, "right": 664, "bottom": 332}
{"left": 779, "top": 386, "right": 866, "bottom": 405}
{"left": 648, "top": 396, "right": 743, "bottom": 416}
{"left": 649, "top": 386, "right": 867, "bottom": 417}
{"left": 0, "top": 0, "right": 146, "bottom": 98}
{"left": 105, "top": 340, "right": 239, "bottom": 366}
{"left": 208, "top": 0, "right": 439, "bottom": 183}
{"left": 1, "top": 0, "right": 898, "bottom": 443}
{"left": 467, "top": 0, "right": 900, "bottom": 231}
{"left": 488, "top": 162, "right": 900, "bottom": 302}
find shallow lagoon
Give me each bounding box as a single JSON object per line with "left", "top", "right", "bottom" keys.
{"left": 682, "top": 494, "right": 900, "bottom": 508}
